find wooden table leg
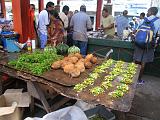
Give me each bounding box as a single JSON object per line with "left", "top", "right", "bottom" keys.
{"left": 27, "top": 81, "right": 51, "bottom": 113}
{"left": 30, "top": 96, "right": 35, "bottom": 116}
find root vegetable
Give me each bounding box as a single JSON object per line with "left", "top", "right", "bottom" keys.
{"left": 74, "top": 53, "right": 82, "bottom": 59}
{"left": 68, "top": 56, "right": 79, "bottom": 64}
{"left": 91, "top": 57, "right": 98, "bottom": 64}
{"left": 84, "top": 61, "right": 92, "bottom": 69}
{"left": 75, "top": 62, "right": 85, "bottom": 73}
{"left": 51, "top": 61, "right": 62, "bottom": 69}
{"left": 63, "top": 64, "right": 75, "bottom": 74}
{"left": 70, "top": 68, "right": 81, "bottom": 77}
{"left": 85, "top": 54, "right": 93, "bottom": 61}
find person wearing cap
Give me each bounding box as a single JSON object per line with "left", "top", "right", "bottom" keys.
{"left": 101, "top": 8, "right": 115, "bottom": 38}
{"left": 115, "top": 10, "right": 129, "bottom": 39}
{"left": 70, "top": 5, "right": 92, "bottom": 55}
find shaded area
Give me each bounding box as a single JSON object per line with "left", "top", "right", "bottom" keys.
{"left": 113, "top": 75, "right": 160, "bottom": 120}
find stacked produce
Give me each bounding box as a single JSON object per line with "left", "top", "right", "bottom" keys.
{"left": 56, "top": 43, "right": 69, "bottom": 55}
{"left": 74, "top": 59, "right": 138, "bottom": 99}
{"left": 8, "top": 49, "right": 63, "bottom": 75}
{"left": 44, "top": 45, "right": 57, "bottom": 53}
{"left": 68, "top": 45, "right": 80, "bottom": 54}
{"left": 51, "top": 53, "right": 98, "bottom": 78}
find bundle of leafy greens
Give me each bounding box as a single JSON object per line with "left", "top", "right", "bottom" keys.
{"left": 8, "top": 50, "right": 63, "bottom": 75}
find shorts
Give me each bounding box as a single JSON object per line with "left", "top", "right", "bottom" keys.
{"left": 133, "top": 45, "right": 154, "bottom": 63}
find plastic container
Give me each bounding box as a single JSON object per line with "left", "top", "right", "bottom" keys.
{"left": 27, "top": 37, "right": 32, "bottom": 51}
{"left": 0, "top": 31, "right": 20, "bottom": 52}
{"left": 84, "top": 105, "right": 115, "bottom": 120}
{"left": 31, "top": 40, "right": 36, "bottom": 50}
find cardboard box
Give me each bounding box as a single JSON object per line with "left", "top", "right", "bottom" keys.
{"left": 0, "top": 89, "right": 30, "bottom": 120}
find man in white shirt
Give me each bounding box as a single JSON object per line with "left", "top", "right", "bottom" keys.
{"left": 59, "top": 5, "right": 69, "bottom": 30}
{"left": 38, "top": 2, "right": 54, "bottom": 49}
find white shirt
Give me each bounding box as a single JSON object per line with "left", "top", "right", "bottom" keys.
{"left": 38, "top": 10, "right": 49, "bottom": 35}
{"left": 59, "top": 12, "right": 68, "bottom": 29}
{"left": 0, "top": 18, "right": 5, "bottom": 23}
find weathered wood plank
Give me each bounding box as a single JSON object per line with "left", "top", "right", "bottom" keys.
{"left": 0, "top": 53, "right": 140, "bottom": 112}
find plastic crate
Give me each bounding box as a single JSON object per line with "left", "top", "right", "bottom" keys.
{"left": 84, "top": 105, "right": 115, "bottom": 120}
{"left": 0, "top": 31, "right": 20, "bottom": 52}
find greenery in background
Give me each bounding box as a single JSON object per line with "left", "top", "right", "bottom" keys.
{"left": 8, "top": 50, "right": 63, "bottom": 75}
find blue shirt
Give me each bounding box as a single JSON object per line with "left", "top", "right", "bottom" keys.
{"left": 140, "top": 15, "right": 160, "bottom": 36}
{"left": 115, "top": 15, "right": 129, "bottom": 39}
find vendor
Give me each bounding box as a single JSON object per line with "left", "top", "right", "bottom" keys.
{"left": 0, "top": 13, "right": 5, "bottom": 23}
{"left": 101, "top": 8, "right": 115, "bottom": 38}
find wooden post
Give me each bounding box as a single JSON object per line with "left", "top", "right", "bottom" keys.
{"left": 95, "top": 0, "right": 103, "bottom": 30}
{"left": 1, "top": 0, "right": 6, "bottom": 17}
{"left": 39, "top": 0, "right": 44, "bottom": 13}
{"left": 12, "top": 0, "right": 30, "bottom": 43}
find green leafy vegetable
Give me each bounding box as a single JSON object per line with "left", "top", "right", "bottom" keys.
{"left": 8, "top": 50, "right": 63, "bottom": 75}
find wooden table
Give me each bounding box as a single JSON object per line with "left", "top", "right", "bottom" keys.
{"left": 0, "top": 52, "right": 140, "bottom": 113}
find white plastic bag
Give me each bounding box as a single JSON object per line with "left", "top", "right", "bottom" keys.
{"left": 24, "top": 106, "right": 88, "bottom": 120}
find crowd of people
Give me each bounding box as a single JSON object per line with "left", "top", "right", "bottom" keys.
{"left": 28, "top": 2, "right": 160, "bottom": 84}
{"left": 30, "top": 2, "right": 92, "bottom": 56}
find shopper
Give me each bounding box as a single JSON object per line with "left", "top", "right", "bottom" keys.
{"left": 59, "top": 5, "right": 69, "bottom": 30}
{"left": 138, "top": 12, "right": 145, "bottom": 27}
{"left": 67, "top": 11, "right": 74, "bottom": 46}
{"left": 101, "top": 8, "right": 115, "bottom": 38}
{"left": 38, "top": 2, "right": 54, "bottom": 49}
{"left": 133, "top": 7, "right": 160, "bottom": 84}
{"left": 70, "top": 5, "right": 92, "bottom": 56}
{"left": 129, "top": 17, "right": 139, "bottom": 31}
{"left": 115, "top": 10, "right": 129, "bottom": 39}
{"left": 47, "top": 10, "right": 65, "bottom": 46}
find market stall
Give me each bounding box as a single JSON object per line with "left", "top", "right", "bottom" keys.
{"left": 0, "top": 49, "right": 140, "bottom": 113}
{"left": 87, "top": 37, "right": 160, "bottom": 77}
